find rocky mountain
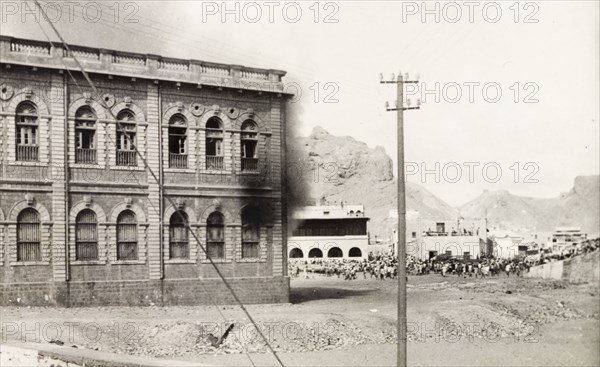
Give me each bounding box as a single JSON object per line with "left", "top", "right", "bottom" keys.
{"left": 289, "top": 126, "right": 599, "bottom": 239}
{"left": 459, "top": 176, "right": 600, "bottom": 236}
{"left": 559, "top": 176, "right": 600, "bottom": 236}
{"left": 289, "top": 126, "right": 457, "bottom": 239}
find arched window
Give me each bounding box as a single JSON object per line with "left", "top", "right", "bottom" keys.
{"left": 76, "top": 209, "right": 98, "bottom": 260}
{"left": 15, "top": 102, "right": 39, "bottom": 161}
{"left": 17, "top": 208, "right": 41, "bottom": 261}
{"left": 327, "top": 247, "right": 343, "bottom": 258}
{"left": 117, "top": 210, "right": 137, "bottom": 260}
{"left": 168, "top": 114, "right": 187, "bottom": 168}
{"left": 75, "top": 106, "right": 97, "bottom": 164}
{"left": 308, "top": 248, "right": 323, "bottom": 258}
{"left": 205, "top": 117, "right": 224, "bottom": 170}
{"left": 240, "top": 120, "right": 258, "bottom": 172}
{"left": 116, "top": 110, "right": 137, "bottom": 166}
{"left": 241, "top": 206, "right": 260, "bottom": 259}
{"left": 206, "top": 212, "right": 225, "bottom": 259}
{"left": 169, "top": 211, "right": 189, "bottom": 259}
{"left": 348, "top": 247, "right": 362, "bottom": 257}
{"left": 289, "top": 248, "right": 304, "bottom": 258}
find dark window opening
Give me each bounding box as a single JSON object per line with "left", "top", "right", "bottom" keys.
{"left": 348, "top": 247, "right": 362, "bottom": 257}
{"left": 170, "top": 211, "right": 189, "bottom": 259}
{"left": 76, "top": 209, "right": 98, "bottom": 260}
{"left": 206, "top": 117, "right": 224, "bottom": 170}
{"left": 327, "top": 247, "right": 343, "bottom": 258}
{"left": 207, "top": 212, "right": 225, "bottom": 259}
{"left": 117, "top": 210, "right": 138, "bottom": 260}
{"left": 75, "top": 106, "right": 97, "bottom": 164}
{"left": 116, "top": 110, "right": 137, "bottom": 166}
{"left": 169, "top": 114, "right": 187, "bottom": 168}
{"left": 308, "top": 248, "right": 323, "bottom": 258}
{"left": 242, "top": 207, "right": 260, "bottom": 259}
{"left": 15, "top": 102, "right": 39, "bottom": 161}
{"left": 17, "top": 208, "right": 41, "bottom": 261}
{"left": 241, "top": 120, "right": 258, "bottom": 171}
{"left": 289, "top": 248, "right": 304, "bottom": 258}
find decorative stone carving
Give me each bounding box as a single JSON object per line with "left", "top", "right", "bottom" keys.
{"left": 83, "top": 195, "right": 92, "bottom": 207}
{"left": 212, "top": 105, "right": 220, "bottom": 115}
{"left": 102, "top": 93, "right": 115, "bottom": 107}
{"left": 25, "top": 194, "right": 34, "bottom": 206}
{"left": 175, "top": 101, "right": 184, "bottom": 112}
{"left": 245, "top": 108, "right": 255, "bottom": 118}
{"left": 123, "top": 96, "right": 133, "bottom": 108}
{"left": 0, "top": 83, "right": 14, "bottom": 101}
{"left": 23, "top": 88, "right": 33, "bottom": 100}
{"left": 175, "top": 198, "right": 185, "bottom": 210}
{"left": 83, "top": 92, "right": 92, "bottom": 104}
{"left": 212, "top": 199, "right": 222, "bottom": 211}
{"left": 190, "top": 102, "right": 204, "bottom": 116}
{"left": 226, "top": 107, "right": 239, "bottom": 119}
{"left": 124, "top": 197, "right": 133, "bottom": 208}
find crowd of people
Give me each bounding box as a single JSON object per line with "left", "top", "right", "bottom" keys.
{"left": 288, "top": 253, "right": 533, "bottom": 280}
{"left": 406, "top": 256, "right": 530, "bottom": 278}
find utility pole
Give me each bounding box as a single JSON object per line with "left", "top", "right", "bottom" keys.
{"left": 380, "top": 71, "right": 420, "bottom": 367}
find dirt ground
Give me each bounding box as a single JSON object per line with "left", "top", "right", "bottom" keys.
{"left": 1, "top": 274, "right": 598, "bottom": 366}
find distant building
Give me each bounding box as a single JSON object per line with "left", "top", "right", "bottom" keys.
{"left": 550, "top": 226, "right": 587, "bottom": 254}
{"left": 389, "top": 211, "right": 487, "bottom": 260}
{"left": 488, "top": 230, "right": 523, "bottom": 259}
{"left": 288, "top": 205, "right": 369, "bottom": 259}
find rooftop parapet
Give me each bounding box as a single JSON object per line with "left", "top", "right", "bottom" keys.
{"left": 0, "top": 36, "right": 288, "bottom": 94}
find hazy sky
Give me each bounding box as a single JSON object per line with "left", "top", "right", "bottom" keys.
{"left": 2, "top": 0, "right": 598, "bottom": 206}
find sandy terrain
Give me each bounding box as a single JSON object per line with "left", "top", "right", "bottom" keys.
{"left": 1, "top": 274, "right": 598, "bottom": 366}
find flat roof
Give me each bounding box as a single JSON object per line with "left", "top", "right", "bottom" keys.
{"left": 292, "top": 206, "right": 369, "bottom": 220}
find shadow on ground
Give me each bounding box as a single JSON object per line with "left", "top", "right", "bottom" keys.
{"left": 290, "top": 286, "right": 378, "bottom": 304}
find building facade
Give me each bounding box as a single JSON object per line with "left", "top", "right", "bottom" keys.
{"left": 0, "top": 36, "right": 291, "bottom": 306}
{"left": 288, "top": 205, "right": 369, "bottom": 260}
{"left": 550, "top": 226, "right": 588, "bottom": 255}
{"left": 390, "top": 211, "right": 488, "bottom": 260}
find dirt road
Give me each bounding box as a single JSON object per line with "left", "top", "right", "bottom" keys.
{"left": 1, "top": 274, "right": 598, "bottom": 366}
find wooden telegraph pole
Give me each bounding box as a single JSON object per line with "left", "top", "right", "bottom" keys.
{"left": 380, "top": 72, "right": 420, "bottom": 367}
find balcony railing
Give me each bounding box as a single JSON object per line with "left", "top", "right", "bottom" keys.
{"left": 117, "top": 150, "right": 137, "bottom": 166}
{"left": 241, "top": 158, "right": 259, "bottom": 172}
{"left": 206, "top": 155, "right": 224, "bottom": 170}
{"left": 169, "top": 153, "right": 188, "bottom": 169}
{"left": 76, "top": 148, "right": 97, "bottom": 164}
{"left": 16, "top": 145, "right": 39, "bottom": 162}
{"left": 2, "top": 36, "right": 287, "bottom": 93}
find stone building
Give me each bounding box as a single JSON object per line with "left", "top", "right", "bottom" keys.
{"left": 0, "top": 36, "right": 291, "bottom": 306}
{"left": 288, "top": 204, "right": 369, "bottom": 260}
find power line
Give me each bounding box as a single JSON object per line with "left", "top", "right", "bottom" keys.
{"left": 32, "top": 1, "right": 285, "bottom": 365}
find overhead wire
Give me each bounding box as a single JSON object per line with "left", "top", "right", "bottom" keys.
{"left": 31, "top": 1, "right": 284, "bottom": 365}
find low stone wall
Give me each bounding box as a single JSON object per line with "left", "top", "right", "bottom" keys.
{"left": 0, "top": 276, "right": 290, "bottom": 307}
{"left": 524, "top": 251, "right": 599, "bottom": 283}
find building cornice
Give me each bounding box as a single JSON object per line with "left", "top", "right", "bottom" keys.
{"left": 0, "top": 35, "right": 291, "bottom": 95}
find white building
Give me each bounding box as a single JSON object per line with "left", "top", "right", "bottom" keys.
{"left": 550, "top": 226, "right": 587, "bottom": 254}
{"left": 489, "top": 230, "right": 523, "bottom": 259}
{"left": 288, "top": 205, "right": 369, "bottom": 260}
{"left": 389, "top": 211, "right": 487, "bottom": 260}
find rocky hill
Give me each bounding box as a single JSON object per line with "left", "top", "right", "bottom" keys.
{"left": 459, "top": 176, "right": 599, "bottom": 236}
{"left": 288, "top": 126, "right": 599, "bottom": 239}
{"left": 289, "top": 127, "right": 457, "bottom": 239}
